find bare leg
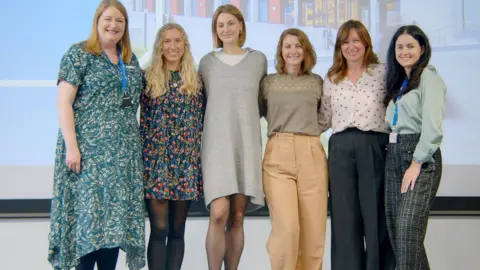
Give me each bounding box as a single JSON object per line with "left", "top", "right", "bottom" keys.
{"left": 206, "top": 197, "right": 230, "bottom": 270}
{"left": 224, "top": 194, "right": 248, "bottom": 270}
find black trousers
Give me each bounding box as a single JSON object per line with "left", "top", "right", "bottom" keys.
{"left": 385, "top": 133, "right": 442, "bottom": 270}
{"left": 328, "top": 128, "right": 393, "bottom": 270}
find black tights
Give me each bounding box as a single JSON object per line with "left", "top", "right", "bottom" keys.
{"left": 146, "top": 199, "right": 191, "bottom": 270}
{"left": 75, "top": 248, "right": 119, "bottom": 270}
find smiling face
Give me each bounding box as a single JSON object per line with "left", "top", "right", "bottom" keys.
{"left": 282, "top": 34, "right": 304, "bottom": 69}
{"left": 162, "top": 28, "right": 185, "bottom": 70}
{"left": 395, "top": 33, "right": 424, "bottom": 70}
{"left": 97, "top": 6, "right": 126, "bottom": 47}
{"left": 215, "top": 12, "right": 243, "bottom": 47}
{"left": 341, "top": 29, "right": 366, "bottom": 64}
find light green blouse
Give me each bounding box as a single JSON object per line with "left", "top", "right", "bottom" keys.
{"left": 385, "top": 66, "right": 447, "bottom": 163}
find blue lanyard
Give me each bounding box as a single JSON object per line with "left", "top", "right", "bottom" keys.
{"left": 104, "top": 49, "right": 128, "bottom": 94}
{"left": 392, "top": 78, "right": 408, "bottom": 129}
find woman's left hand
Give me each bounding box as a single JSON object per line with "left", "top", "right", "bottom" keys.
{"left": 401, "top": 161, "right": 422, "bottom": 193}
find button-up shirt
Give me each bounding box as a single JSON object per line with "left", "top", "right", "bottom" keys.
{"left": 385, "top": 66, "right": 447, "bottom": 163}
{"left": 318, "top": 63, "right": 389, "bottom": 134}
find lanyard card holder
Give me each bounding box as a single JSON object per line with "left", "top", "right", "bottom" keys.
{"left": 389, "top": 131, "right": 398, "bottom": 143}
{"left": 104, "top": 49, "right": 132, "bottom": 109}
{"left": 121, "top": 93, "right": 133, "bottom": 108}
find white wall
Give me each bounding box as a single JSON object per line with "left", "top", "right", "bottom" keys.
{"left": 1, "top": 217, "right": 479, "bottom": 269}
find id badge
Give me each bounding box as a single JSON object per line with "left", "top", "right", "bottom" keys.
{"left": 120, "top": 94, "right": 133, "bottom": 108}
{"left": 389, "top": 132, "right": 398, "bottom": 144}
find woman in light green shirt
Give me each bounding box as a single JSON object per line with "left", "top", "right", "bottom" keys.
{"left": 383, "top": 25, "right": 447, "bottom": 270}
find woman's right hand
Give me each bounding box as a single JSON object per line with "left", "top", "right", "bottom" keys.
{"left": 66, "top": 146, "right": 81, "bottom": 173}
{"left": 57, "top": 81, "right": 81, "bottom": 173}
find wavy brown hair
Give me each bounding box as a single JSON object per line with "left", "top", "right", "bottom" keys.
{"left": 144, "top": 23, "right": 201, "bottom": 98}
{"left": 327, "top": 20, "right": 379, "bottom": 83}
{"left": 211, "top": 4, "right": 246, "bottom": 48}
{"left": 275, "top": 28, "right": 317, "bottom": 75}
{"left": 84, "top": 0, "right": 133, "bottom": 63}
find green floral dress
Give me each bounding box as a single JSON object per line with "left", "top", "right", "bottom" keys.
{"left": 48, "top": 42, "right": 146, "bottom": 270}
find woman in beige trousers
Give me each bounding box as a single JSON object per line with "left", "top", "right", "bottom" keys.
{"left": 259, "top": 28, "right": 329, "bottom": 270}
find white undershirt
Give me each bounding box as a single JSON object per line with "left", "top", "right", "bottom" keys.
{"left": 214, "top": 50, "right": 248, "bottom": 66}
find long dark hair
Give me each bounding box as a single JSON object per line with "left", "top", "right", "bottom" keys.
{"left": 384, "top": 25, "right": 432, "bottom": 106}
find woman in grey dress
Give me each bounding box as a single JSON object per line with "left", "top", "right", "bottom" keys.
{"left": 198, "top": 4, "right": 267, "bottom": 270}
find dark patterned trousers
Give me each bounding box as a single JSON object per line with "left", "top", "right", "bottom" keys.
{"left": 385, "top": 133, "right": 442, "bottom": 270}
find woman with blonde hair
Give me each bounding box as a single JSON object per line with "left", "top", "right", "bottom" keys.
{"left": 48, "top": 1, "right": 146, "bottom": 269}
{"left": 198, "top": 4, "right": 267, "bottom": 270}
{"left": 318, "top": 20, "right": 392, "bottom": 270}
{"left": 140, "top": 23, "right": 205, "bottom": 270}
{"left": 259, "top": 28, "right": 328, "bottom": 270}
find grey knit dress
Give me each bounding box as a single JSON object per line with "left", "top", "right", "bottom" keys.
{"left": 198, "top": 49, "right": 267, "bottom": 212}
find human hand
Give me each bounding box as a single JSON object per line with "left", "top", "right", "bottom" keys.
{"left": 66, "top": 146, "right": 81, "bottom": 173}
{"left": 401, "top": 161, "right": 422, "bottom": 193}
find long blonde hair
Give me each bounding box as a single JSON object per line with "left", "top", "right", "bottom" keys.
{"left": 84, "top": 0, "right": 133, "bottom": 63}
{"left": 145, "top": 23, "right": 201, "bottom": 98}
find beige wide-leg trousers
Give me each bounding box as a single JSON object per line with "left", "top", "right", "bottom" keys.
{"left": 263, "top": 133, "right": 328, "bottom": 270}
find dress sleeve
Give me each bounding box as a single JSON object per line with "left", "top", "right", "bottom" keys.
{"left": 259, "top": 76, "right": 268, "bottom": 118}
{"left": 199, "top": 76, "right": 207, "bottom": 130}
{"left": 139, "top": 89, "right": 153, "bottom": 143}
{"left": 57, "top": 43, "right": 88, "bottom": 86}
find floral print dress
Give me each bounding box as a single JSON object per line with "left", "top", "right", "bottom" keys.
{"left": 140, "top": 71, "right": 205, "bottom": 201}
{"left": 48, "top": 43, "right": 146, "bottom": 270}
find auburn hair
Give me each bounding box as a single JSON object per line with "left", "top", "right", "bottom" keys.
{"left": 84, "top": 0, "right": 133, "bottom": 63}
{"left": 275, "top": 28, "right": 317, "bottom": 75}
{"left": 327, "top": 20, "right": 379, "bottom": 83}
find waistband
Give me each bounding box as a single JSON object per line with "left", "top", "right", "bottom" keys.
{"left": 336, "top": 127, "right": 386, "bottom": 136}
{"left": 269, "top": 132, "right": 320, "bottom": 140}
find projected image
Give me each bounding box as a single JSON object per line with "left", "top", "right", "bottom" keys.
{"left": 1, "top": 0, "right": 480, "bottom": 199}
{"left": 119, "top": 0, "right": 480, "bottom": 152}
{"left": 121, "top": 0, "right": 365, "bottom": 71}
{"left": 120, "top": 0, "right": 380, "bottom": 153}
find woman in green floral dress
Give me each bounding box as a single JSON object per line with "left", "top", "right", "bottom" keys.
{"left": 48, "top": 1, "right": 145, "bottom": 270}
